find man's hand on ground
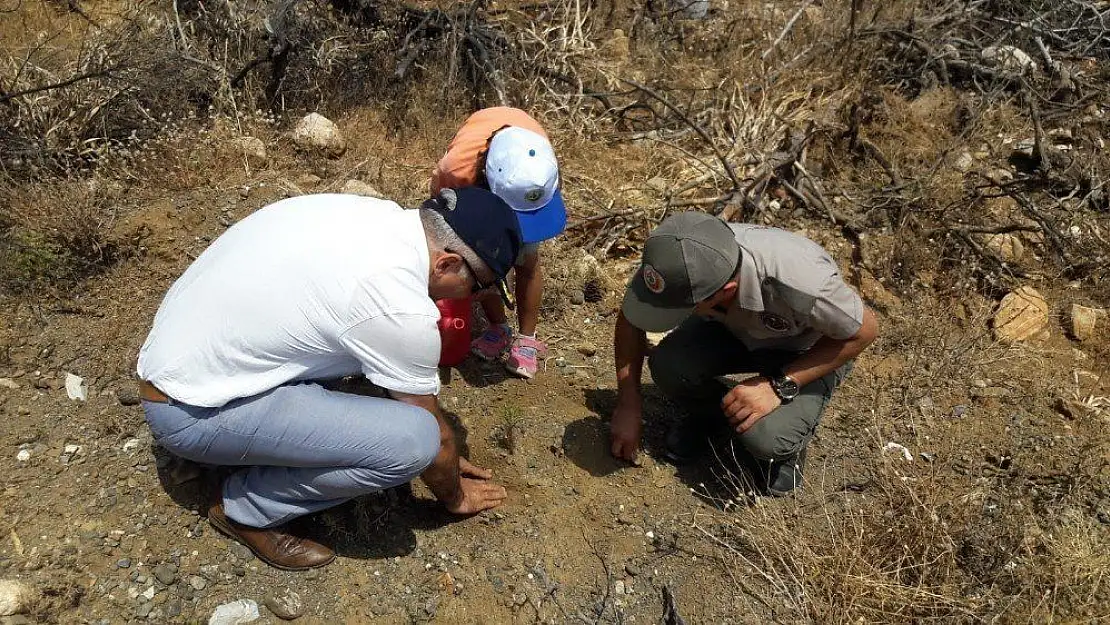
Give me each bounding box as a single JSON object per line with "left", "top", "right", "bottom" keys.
{"left": 445, "top": 478, "right": 507, "bottom": 515}
{"left": 609, "top": 401, "right": 643, "bottom": 462}
{"left": 459, "top": 456, "right": 493, "bottom": 480}
{"left": 722, "top": 377, "right": 782, "bottom": 434}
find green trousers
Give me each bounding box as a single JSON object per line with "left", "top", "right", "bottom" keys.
{"left": 648, "top": 316, "right": 853, "bottom": 461}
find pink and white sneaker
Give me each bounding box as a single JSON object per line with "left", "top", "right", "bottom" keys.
{"left": 471, "top": 324, "right": 513, "bottom": 361}
{"left": 505, "top": 335, "right": 547, "bottom": 379}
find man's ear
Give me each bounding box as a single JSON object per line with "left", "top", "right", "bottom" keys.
{"left": 433, "top": 252, "right": 465, "bottom": 276}
{"left": 719, "top": 280, "right": 739, "bottom": 300}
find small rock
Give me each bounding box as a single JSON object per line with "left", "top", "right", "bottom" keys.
{"left": 983, "top": 233, "right": 1025, "bottom": 263}
{"left": 953, "top": 151, "right": 974, "bottom": 172}
{"left": 208, "top": 599, "right": 260, "bottom": 625}
{"left": 882, "top": 441, "right": 913, "bottom": 462}
{"left": 115, "top": 388, "right": 141, "bottom": 406}
{"left": 264, "top": 588, "right": 304, "bottom": 621}
{"left": 141, "top": 585, "right": 155, "bottom": 601}
{"left": 1069, "top": 304, "right": 1106, "bottom": 342}
{"left": 613, "top": 580, "right": 626, "bottom": 595}
{"left": 15, "top": 450, "right": 30, "bottom": 463}
{"left": 187, "top": 575, "right": 207, "bottom": 591}
{"left": 152, "top": 563, "right": 177, "bottom": 586}
{"left": 993, "top": 286, "right": 1049, "bottom": 343}
{"left": 981, "top": 45, "right": 1036, "bottom": 74}
{"left": 577, "top": 344, "right": 597, "bottom": 357}
{"left": 122, "top": 438, "right": 142, "bottom": 453}
{"left": 0, "top": 580, "right": 34, "bottom": 616}
{"left": 569, "top": 291, "right": 585, "bottom": 306}
{"left": 340, "top": 179, "right": 382, "bottom": 198}
{"left": 0, "top": 378, "right": 20, "bottom": 390}
{"left": 117, "top": 558, "right": 132, "bottom": 569}
{"left": 136, "top": 603, "right": 153, "bottom": 618}
{"left": 624, "top": 563, "right": 640, "bottom": 577}
{"left": 233, "top": 137, "right": 268, "bottom": 165}
{"left": 291, "top": 113, "right": 346, "bottom": 157}
{"left": 228, "top": 543, "right": 253, "bottom": 562}
{"left": 64, "top": 373, "right": 87, "bottom": 401}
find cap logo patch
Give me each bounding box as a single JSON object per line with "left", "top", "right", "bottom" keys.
{"left": 525, "top": 189, "right": 542, "bottom": 202}
{"left": 643, "top": 264, "right": 665, "bottom": 294}
{"left": 760, "top": 312, "right": 791, "bottom": 333}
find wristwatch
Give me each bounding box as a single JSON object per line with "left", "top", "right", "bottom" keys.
{"left": 770, "top": 372, "right": 800, "bottom": 403}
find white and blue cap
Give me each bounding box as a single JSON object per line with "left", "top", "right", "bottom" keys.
{"left": 485, "top": 126, "right": 567, "bottom": 244}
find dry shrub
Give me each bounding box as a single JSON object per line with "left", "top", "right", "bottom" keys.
{"left": 0, "top": 178, "right": 121, "bottom": 291}
{"left": 699, "top": 453, "right": 1109, "bottom": 623}
{"left": 698, "top": 459, "right": 981, "bottom": 622}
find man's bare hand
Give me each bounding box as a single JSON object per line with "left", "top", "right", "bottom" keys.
{"left": 459, "top": 457, "right": 492, "bottom": 480}
{"left": 445, "top": 478, "right": 507, "bottom": 515}
{"left": 610, "top": 401, "right": 643, "bottom": 462}
{"left": 721, "top": 377, "right": 782, "bottom": 434}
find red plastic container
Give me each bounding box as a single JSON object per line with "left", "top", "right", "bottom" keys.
{"left": 436, "top": 296, "right": 473, "bottom": 367}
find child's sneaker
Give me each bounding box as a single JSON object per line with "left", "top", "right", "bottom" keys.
{"left": 471, "top": 324, "right": 512, "bottom": 361}
{"left": 505, "top": 335, "right": 547, "bottom": 379}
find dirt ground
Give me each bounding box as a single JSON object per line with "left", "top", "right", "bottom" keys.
{"left": 3, "top": 0, "right": 1110, "bottom": 623}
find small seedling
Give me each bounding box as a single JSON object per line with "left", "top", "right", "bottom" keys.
{"left": 498, "top": 405, "right": 524, "bottom": 454}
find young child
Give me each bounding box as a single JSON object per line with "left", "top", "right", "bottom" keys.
{"left": 431, "top": 107, "right": 567, "bottom": 379}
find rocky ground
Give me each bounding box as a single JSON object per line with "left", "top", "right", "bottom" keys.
{"left": 1, "top": 121, "right": 1107, "bottom": 622}
{"left": 3, "top": 0, "right": 1110, "bottom": 623}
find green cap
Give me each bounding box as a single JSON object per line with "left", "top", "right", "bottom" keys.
{"left": 621, "top": 212, "right": 740, "bottom": 332}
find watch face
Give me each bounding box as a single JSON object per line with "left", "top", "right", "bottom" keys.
{"left": 775, "top": 376, "right": 799, "bottom": 399}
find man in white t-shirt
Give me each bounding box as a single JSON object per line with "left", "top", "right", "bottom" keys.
{"left": 136, "top": 187, "right": 522, "bottom": 570}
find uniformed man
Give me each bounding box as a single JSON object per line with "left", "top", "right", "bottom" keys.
{"left": 609, "top": 212, "right": 878, "bottom": 495}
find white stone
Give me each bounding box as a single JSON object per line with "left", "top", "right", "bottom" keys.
{"left": 984, "top": 233, "right": 1025, "bottom": 263}
{"left": 614, "top": 580, "right": 626, "bottom": 595}
{"left": 63, "top": 444, "right": 81, "bottom": 455}
{"left": 981, "top": 46, "right": 1036, "bottom": 74}
{"left": 340, "top": 179, "right": 382, "bottom": 198}
{"left": 993, "top": 286, "right": 1049, "bottom": 343}
{"left": 291, "top": 113, "right": 346, "bottom": 157}
{"left": 953, "top": 151, "right": 974, "bottom": 172}
{"left": 0, "top": 378, "right": 19, "bottom": 390}
{"left": 882, "top": 442, "right": 913, "bottom": 462}
{"left": 0, "top": 579, "right": 33, "bottom": 616}
{"left": 122, "top": 438, "right": 142, "bottom": 453}
{"left": 15, "top": 449, "right": 30, "bottom": 462}
{"left": 64, "top": 372, "right": 87, "bottom": 401}
{"left": 141, "top": 586, "right": 155, "bottom": 601}
{"left": 233, "top": 137, "right": 267, "bottom": 165}
{"left": 209, "top": 599, "right": 260, "bottom": 625}
{"left": 1070, "top": 304, "right": 1106, "bottom": 343}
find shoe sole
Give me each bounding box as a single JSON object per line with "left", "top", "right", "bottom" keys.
{"left": 208, "top": 512, "right": 335, "bottom": 572}
{"left": 504, "top": 362, "right": 537, "bottom": 379}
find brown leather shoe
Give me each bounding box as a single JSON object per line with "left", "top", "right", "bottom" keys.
{"left": 208, "top": 502, "right": 335, "bottom": 571}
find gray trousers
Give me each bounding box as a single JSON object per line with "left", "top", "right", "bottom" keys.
{"left": 649, "top": 317, "right": 852, "bottom": 461}
{"left": 142, "top": 382, "right": 441, "bottom": 528}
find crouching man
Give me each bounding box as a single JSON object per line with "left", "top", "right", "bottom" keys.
{"left": 136, "top": 187, "right": 522, "bottom": 569}
{"left": 609, "top": 212, "right": 878, "bottom": 496}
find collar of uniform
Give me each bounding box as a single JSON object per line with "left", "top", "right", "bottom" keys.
{"left": 734, "top": 244, "right": 764, "bottom": 312}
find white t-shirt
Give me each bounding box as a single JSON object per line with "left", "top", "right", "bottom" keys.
{"left": 137, "top": 194, "right": 442, "bottom": 407}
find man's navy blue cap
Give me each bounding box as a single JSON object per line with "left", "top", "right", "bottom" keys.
{"left": 427, "top": 186, "right": 523, "bottom": 308}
